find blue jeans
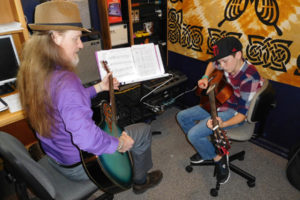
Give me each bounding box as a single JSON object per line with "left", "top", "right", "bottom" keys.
{"left": 176, "top": 105, "right": 243, "bottom": 160}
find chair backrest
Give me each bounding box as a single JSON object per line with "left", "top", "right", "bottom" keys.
{"left": 226, "top": 80, "right": 276, "bottom": 141}
{"left": 246, "top": 79, "right": 276, "bottom": 123}
{"left": 0, "top": 131, "right": 56, "bottom": 200}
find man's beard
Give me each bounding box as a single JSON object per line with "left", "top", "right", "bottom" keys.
{"left": 72, "top": 55, "right": 80, "bottom": 67}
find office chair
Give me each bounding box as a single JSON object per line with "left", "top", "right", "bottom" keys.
{"left": 0, "top": 131, "right": 114, "bottom": 200}
{"left": 185, "top": 79, "right": 276, "bottom": 197}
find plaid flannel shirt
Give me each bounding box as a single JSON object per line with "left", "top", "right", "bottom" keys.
{"left": 215, "top": 60, "right": 264, "bottom": 116}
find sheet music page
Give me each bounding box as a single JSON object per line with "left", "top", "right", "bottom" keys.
{"left": 96, "top": 47, "right": 137, "bottom": 84}
{"left": 0, "top": 98, "right": 8, "bottom": 112}
{"left": 95, "top": 43, "right": 168, "bottom": 85}
{"left": 2, "top": 93, "right": 22, "bottom": 113}
{"left": 131, "top": 43, "right": 163, "bottom": 78}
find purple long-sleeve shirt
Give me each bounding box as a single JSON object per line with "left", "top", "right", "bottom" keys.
{"left": 37, "top": 69, "right": 119, "bottom": 165}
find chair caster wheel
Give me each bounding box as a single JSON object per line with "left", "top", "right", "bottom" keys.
{"left": 185, "top": 165, "right": 193, "bottom": 173}
{"left": 247, "top": 180, "right": 255, "bottom": 188}
{"left": 210, "top": 188, "right": 218, "bottom": 197}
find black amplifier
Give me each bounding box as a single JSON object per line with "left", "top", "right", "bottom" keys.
{"left": 142, "top": 69, "right": 188, "bottom": 94}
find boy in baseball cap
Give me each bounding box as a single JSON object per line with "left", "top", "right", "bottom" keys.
{"left": 176, "top": 36, "right": 264, "bottom": 184}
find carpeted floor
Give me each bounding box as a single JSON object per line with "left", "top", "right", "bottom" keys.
{"left": 89, "top": 107, "right": 299, "bottom": 200}
{"left": 1, "top": 107, "right": 298, "bottom": 199}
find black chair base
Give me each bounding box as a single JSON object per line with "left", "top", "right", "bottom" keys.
{"left": 95, "top": 193, "right": 114, "bottom": 200}
{"left": 185, "top": 151, "right": 256, "bottom": 197}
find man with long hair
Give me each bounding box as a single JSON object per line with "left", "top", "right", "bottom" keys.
{"left": 17, "top": 1, "right": 162, "bottom": 194}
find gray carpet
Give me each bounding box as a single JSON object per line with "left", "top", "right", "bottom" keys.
{"left": 89, "top": 107, "right": 299, "bottom": 200}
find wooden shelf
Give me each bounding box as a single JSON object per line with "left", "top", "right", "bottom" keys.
{"left": 0, "top": 0, "right": 29, "bottom": 57}
{"left": 0, "top": 29, "right": 24, "bottom": 35}
{"left": 0, "top": 0, "right": 34, "bottom": 146}
{"left": 0, "top": 109, "right": 25, "bottom": 127}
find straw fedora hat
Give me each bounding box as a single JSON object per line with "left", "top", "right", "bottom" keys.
{"left": 28, "top": 1, "right": 90, "bottom": 32}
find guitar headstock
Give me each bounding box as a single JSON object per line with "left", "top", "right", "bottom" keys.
{"left": 213, "top": 128, "right": 231, "bottom": 155}
{"left": 102, "top": 60, "right": 110, "bottom": 74}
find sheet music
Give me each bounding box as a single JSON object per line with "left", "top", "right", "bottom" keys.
{"left": 2, "top": 93, "right": 22, "bottom": 113}
{"left": 97, "top": 47, "right": 136, "bottom": 83}
{"left": 131, "top": 43, "right": 161, "bottom": 76}
{"left": 0, "top": 98, "right": 8, "bottom": 112}
{"left": 96, "top": 43, "right": 167, "bottom": 85}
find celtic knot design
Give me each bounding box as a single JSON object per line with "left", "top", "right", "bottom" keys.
{"left": 246, "top": 35, "right": 292, "bottom": 72}
{"left": 181, "top": 24, "right": 203, "bottom": 51}
{"left": 206, "top": 28, "right": 242, "bottom": 55}
{"left": 168, "top": 8, "right": 182, "bottom": 44}
{"left": 218, "top": 0, "right": 282, "bottom": 36}
{"left": 168, "top": 8, "right": 203, "bottom": 52}
{"left": 295, "top": 56, "right": 300, "bottom": 76}
{"left": 170, "top": 0, "right": 183, "bottom": 3}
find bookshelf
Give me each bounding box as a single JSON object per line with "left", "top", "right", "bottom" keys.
{"left": 0, "top": 0, "right": 35, "bottom": 147}
{"left": 128, "top": 0, "right": 166, "bottom": 46}
{"left": 97, "top": 0, "right": 166, "bottom": 50}
{"left": 0, "top": 0, "right": 29, "bottom": 57}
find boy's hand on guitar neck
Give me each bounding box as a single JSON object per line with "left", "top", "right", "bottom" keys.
{"left": 198, "top": 77, "right": 209, "bottom": 89}
{"left": 207, "top": 117, "right": 224, "bottom": 129}
{"left": 118, "top": 132, "right": 134, "bottom": 153}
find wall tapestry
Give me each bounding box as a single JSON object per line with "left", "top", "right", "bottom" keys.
{"left": 167, "top": 0, "right": 300, "bottom": 87}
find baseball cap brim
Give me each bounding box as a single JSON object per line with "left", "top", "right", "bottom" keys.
{"left": 206, "top": 55, "right": 221, "bottom": 63}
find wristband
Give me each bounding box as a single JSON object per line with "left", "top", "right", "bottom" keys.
{"left": 117, "top": 139, "right": 124, "bottom": 151}
{"left": 201, "top": 75, "right": 209, "bottom": 80}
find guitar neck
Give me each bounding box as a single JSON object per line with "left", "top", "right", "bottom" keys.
{"left": 207, "top": 85, "right": 219, "bottom": 127}
{"left": 207, "top": 84, "right": 231, "bottom": 155}
{"left": 108, "top": 75, "right": 117, "bottom": 123}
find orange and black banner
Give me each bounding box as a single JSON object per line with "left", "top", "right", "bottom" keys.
{"left": 167, "top": 0, "right": 300, "bottom": 87}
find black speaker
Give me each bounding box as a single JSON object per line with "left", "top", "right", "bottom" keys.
{"left": 76, "top": 39, "right": 102, "bottom": 86}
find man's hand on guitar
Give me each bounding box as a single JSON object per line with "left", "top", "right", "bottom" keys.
{"left": 118, "top": 132, "right": 134, "bottom": 153}
{"left": 198, "top": 78, "right": 208, "bottom": 89}
{"left": 94, "top": 72, "right": 120, "bottom": 93}
{"left": 207, "top": 117, "right": 223, "bottom": 130}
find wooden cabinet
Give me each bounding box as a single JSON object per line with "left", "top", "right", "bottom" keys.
{"left": 127, "top": 0, "right": 166, "bottom": 46}
{"left": 0, "top": 92, "right": 36, "bottom": 147}
{"left": 0, "top": 0, "right": 35, "bottom": 146}
{"left": 97, "top": 0, "right": 166, "bottom": 49}
{"left": 97, "top": 0, "right": 112, "bottom": 49}
{"left": 0, "top": 0, "right": 29, "bottom": 57}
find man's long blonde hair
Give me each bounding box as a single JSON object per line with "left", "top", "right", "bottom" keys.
{"left": 17, "top": 31, "right": 74, "bottom": 137}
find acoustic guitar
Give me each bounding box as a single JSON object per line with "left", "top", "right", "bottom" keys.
{"left": 207, "top": 84, "right": 231, "bottom": 155}
{"left": 80, "top": 61, "right": 133, "bottom": 194}
{"left": 196, "top": 69, "right": 233, "bottom": 112}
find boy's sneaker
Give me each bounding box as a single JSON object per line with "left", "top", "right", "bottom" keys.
{"left": 190, "top": 153, "right": 204, "bottom": 164}
{"left": 215, "top": 154, "right": 230, "bottom": 184}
